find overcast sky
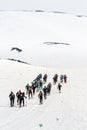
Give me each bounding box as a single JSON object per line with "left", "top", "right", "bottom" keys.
{"left": 0, "top": 0, "right": 87, "bottom": 15}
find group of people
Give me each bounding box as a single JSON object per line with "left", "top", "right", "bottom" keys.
{"left": 9, "top": 90, "right": 27, "bottom": 107}
{"left": 9, "top": 73, "right": 67, "bottom": 107}
{"left": 38, "top": 82, "right": 52, "bottom": 104}
{"left": 53, "top": 74, "right": 67, "bottom": 84}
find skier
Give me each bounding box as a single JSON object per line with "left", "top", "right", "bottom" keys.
{"left": 60, "top": 74, "right": 64, "bottom": 83}
{"left": 19, "top": 91, "right": 27, "bottom": 107}
{"left": 53, "top": 74, "right": 58, "bottom": 84}
{"left": 36, "top": 73, "right": 42, "bottom": 81}
{"left": 9, "top": 91, "right": 15, "bottom": 107}
{"left": 25, "top": 83, "right": 30, "bottom": 94}
{"left": 43, "top": 86, "right": 47, "bottom": 99}
{"left": 32, "top": 85, "right": 36, "bottom": 95}
{"left": 28, "top": 87, "right": 33, "bottom": 98}
{"left": 64, "top": 74, "right": 67, "bottom": 83}
{"left": 16, "top": 90, "right": 21, "bottom": 105}
{"left": 43, "top": 74, "right": 48, "bottom": 83}
{"left": 57, "top": 83, "right": 62, "bottom": 93}
{"left": 39, "top": 80, "right": 43, "bottom": 89}
{"left": 38, "top": 91, "right": 43, "bottom": 104}
{"left": 47, "top": 82, "right": 52, "bottom": 95}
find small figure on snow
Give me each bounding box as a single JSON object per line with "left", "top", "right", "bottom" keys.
{"left": 43, "top": 86, "right": 47, "bottom": 99}
{"left": 47, "top": 82, "right": 52, "bottom": 95}
{"left": 28, "top": 87, "right": 33, "bottom": 99}
{"left": 16, "top": 90, "right": 21, "bottom": 105}
{"left": 19, "top": 92, "right": 25, "bottom": 107}
{"left": 57, "top": 83, "right": 62, "bottom": 93}
{"left": 9, "top": 91, "right": 15, "bottom": 107}
{"left": 38, "top": 91, "right": 43, "bottom": 104}
{"left": 25, "top": 83, "right": 30, "bottom": 94}
{"left": 43, "top": 74, "right": 48, "bottom": 83}
{"left": 53, "top": 74, "right": 58, "bottom": 84}
{"left": 60, "top": 74, "right": 64, "bottom": 83}
{"left": 64, "top": 74, "right": 67, "bottom": 83}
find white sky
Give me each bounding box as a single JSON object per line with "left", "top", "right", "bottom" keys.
{"left": 0, "top": 0, "right": 87, "bottom": 15}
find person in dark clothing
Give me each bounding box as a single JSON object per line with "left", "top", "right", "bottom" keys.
{"left": 64, "top": 74, "right": 67, "bottom": 83}
{"left": 57, "top": 83, "right": 62, "bottom": 93}
{"left": 43, "top": 86, "right": 47, "bottom": 99}
{"left": 39, "top": 80, "right": 43, "bottom": 89}
{"left": 38, "top": 91, "right": 43, "bottom": 104}
{"left": 16, "top": 90, "right": 21, "bottom": 105}
{"left": 9, "top": 91, "right": 15, "bottom": 107}
{"left": 32, "top": 85, "right": 36, "bottom": 95}
{"left": 25, "top": 83, "right": 30, "bottom": 94}
{"left": 36, "top": 73, "right": 42, "bottom": 81}
{"left": 28, "top": 87, "right": 33, "bottom": 98}
{"left": 43, "top": 74, "right": 48, "bottom": 83}
{"left": 19, "top": 92, "right": 26, "bottom": 107}
{"left": 53, "top": 74, "right": 58, "bottom": 84}
{"left": 47, "top": 82, "right": 52, "bottom": 95}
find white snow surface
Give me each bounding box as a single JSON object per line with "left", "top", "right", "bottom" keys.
{"left": 0, "top": 59, "right": 87, "bottom": 130}
{"left": 0, "top": 11, "right": 87, "bottom": 130}
{"left": 0, "top": 11, "right": 87, "bottom": 68}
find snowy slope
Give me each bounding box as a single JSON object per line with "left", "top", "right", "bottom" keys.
{"left": 0, "top": 59, "right": 87, "bottom": 130}
{"left": 0, "top": 11, "right": 87, "bottom": 68}
{"left": 0, "top": 11, "right": 87, "bottom": 130}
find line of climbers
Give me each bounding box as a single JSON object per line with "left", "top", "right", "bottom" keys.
{"left": 9, "top": 73, "right": 67, "bottom": 107}
{"left": 9, "top": 91, "right": 27, "bottom": 107}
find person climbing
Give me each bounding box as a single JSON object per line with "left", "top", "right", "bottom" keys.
{"left": 43, "top": 86, "right": 47, "bottom": 99}
{"left": 64, "top": 74, "right": 67, "bottom": 83}
{"left": 28, "top": 87, "right": 33, "bottom": 98}
{"left": 9, "top": 91, "right": 15, "bottom": 107}
{"left": 16, "top": 90, "right": 21, "bottom": 105}
{"left": 36, "top": 73, "right": 42, "bottom": 81}
{"left": 19, "top": 91, "right": 27, "bottom": 107}
{"left": 32, "top": 85, "right": 36, "bottom": 95}
{"left": 38, "top": 91, "right": 43, "bottom": 104}
{"left": 25, "top": 83, "right": 30, "bottom": 94}
{"left": 43, "top": 74, "right": 48, "bottom": 83}
{"left": 47, "top": 82, "right": 52, "bottom": 95}
{"left": 53, "top": 74, "right": 58, "bottom": 84}
{"left": 57, "top": 83, "right": 62, "bottom": 93}
{"left": 60, "top": 74, "right": 64, "bottom": 83}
